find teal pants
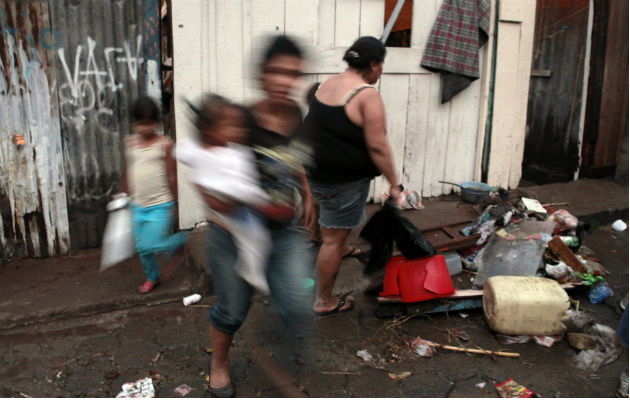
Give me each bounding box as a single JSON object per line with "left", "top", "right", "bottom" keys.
{"left": 130, "top": 201, "right": 189, "bottom": 282}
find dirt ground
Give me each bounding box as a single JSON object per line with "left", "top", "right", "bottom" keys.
{"left": 0, "top": 224, "right": 627, "bottom": 398}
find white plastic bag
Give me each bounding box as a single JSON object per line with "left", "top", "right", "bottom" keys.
{"left": 100, "top": 194, "right": 135, "bottom": 271}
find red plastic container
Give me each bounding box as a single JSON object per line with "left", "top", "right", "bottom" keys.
{"left": 380, "top": 255, "right": 455, "bottom": 303}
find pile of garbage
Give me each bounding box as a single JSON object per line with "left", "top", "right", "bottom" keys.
{"left": 368, "top": 189, "right": 626, "bottom": 376}
{"left": 459, "top": 194, "right": 617, "bottom": 303}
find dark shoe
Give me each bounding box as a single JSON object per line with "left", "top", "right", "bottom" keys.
{"left": 209, "top": 382, "right": 235, "bottom": 398}
{"left": 314, "top": 292, "right": 355, "bottom": 316}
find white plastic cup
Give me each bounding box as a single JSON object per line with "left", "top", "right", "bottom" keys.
{"left": 183, "top": 294, "right": 201, "bottom": 306}
{"left": 612, "top": 219, "right": 627, "bottom": 232}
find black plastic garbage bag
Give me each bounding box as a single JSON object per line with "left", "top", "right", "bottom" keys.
{"left": 360, "top": 201, "right": 437, "bottom": 275}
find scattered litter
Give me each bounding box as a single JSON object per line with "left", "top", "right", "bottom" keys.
{"left": 459, "top": 313, "right": 469, "bottom": 318}
{"left": 575, "top": 323, "right": 623, "bottom": 371}
{"left": 173, "top": 384, "right": 193, "bottom": 397}
{"left": 552, "top": 210, "right": 578, "bottom": 230}
{"left": 356, "top": 349, "right": 373, "bottom": 362}
{"left": 410, "top": 337, "right": 435, "bottom": 357}
{"left": 152, "top": 352, "right": 162, "bottom": 362}
{"left": 588, "top": 283, "right": 613, "bottom": 304}
{"left": 476, "top": 220, "right": 498, "bottom": 245}
{"left": 472, "top": 234, "right": 546, "bottom": 286}
{"left": 567, "top": 333, "right": 598, "bottom": 350}
{"left": 563, "top": 310, "right": 595, "bottom": 332}
{"left": 521, "top": 197, "right": 547, "bottom": 214}
{"left": 116, "top": 377, "right": 155, "bottom": 398}
{"left": 183, "top": 294, "right": 202, "bottom": 306}
{"left": 574, "top": 271, "right": 606, "bottom": 286}
{"left": 176, "top": 316, "right": 183, "bottom": 325}
{"left": 476, "top": 382, "right": 487, "bottom": 389}
{"left": 495, "top": 378, "right": 535, "bottom": 398}
{"left": 559, "top": 236, "right": 579, "bottom": 247}
{"left": 547, "top": 237, "right": 588, "bottom": 273}
{"left": 612, "top": 219, "right": 627, "bottom": 232}
{"left": 496, "top": 334, "right": 563, "bottom": 348}
{"left": 205, "top": 375, "right": 209, "bottom": 383}
{"left": 387, "top": 371, "right": 412, "bottom": 380}
{"left": 355, "top": 348, "right": 390, "bottom": 370}
{"left": 545, "top": 262, "right": 572, "bottom": 280}
{"left": 496, "top": 335, "right": 531, "bottom": 344}
{"left": 443, "top": 250, "right": 463, "bottom": 276}
{"left": 532, "top": 335, "right": 562, "bottom": 348}
{"left": 19, "top": 393, "right": 31, "bottom": 398}
{"left": 461, "top": 248, "right": 482, "bottom": 271}
{"left": 203, "top": 347, "right": 213, "bottom": 354}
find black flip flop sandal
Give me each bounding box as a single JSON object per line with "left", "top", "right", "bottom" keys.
{"left": 314, "top": 292, "right": 355, "bottom": 316}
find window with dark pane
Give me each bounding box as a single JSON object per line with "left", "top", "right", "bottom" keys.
{"left": 384, "top": 0, "right": 413, "bottom": 47}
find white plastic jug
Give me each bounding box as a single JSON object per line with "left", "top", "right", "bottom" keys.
{"left": 483, "top": 276, "right": 570, "bottom": 335}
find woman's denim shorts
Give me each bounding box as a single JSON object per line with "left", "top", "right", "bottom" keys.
{"left": 309, "top": 177, "right": 371, "bottom": 229}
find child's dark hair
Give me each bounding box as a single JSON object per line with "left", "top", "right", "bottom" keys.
{"left": 262, "top": 35, "right": 303, "bottom": 65}
{"left": 131, "top": 95, "right": 160, "bottom": 122}
{"left": 189, "top": 93, "right": 232, "bottom": 132}
{"left": 342, "top": 36, "right": 386, "bottom": 72}
{"left": 188, "top": 94, "right": 253, "bottom": 144}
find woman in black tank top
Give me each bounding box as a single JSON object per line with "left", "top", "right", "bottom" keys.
{"left": 302, "top": 36, "right": 401, "bottom": 317}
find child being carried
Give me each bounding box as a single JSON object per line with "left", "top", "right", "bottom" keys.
{"left": 176, "top": 94, "right": 272, "bottom": 294}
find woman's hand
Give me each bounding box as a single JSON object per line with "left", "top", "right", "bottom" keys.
{"left": 388, "top": 184, "right": 402, "bottom": 205}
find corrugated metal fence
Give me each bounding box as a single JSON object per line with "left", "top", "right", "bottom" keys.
{"left": 0, "top": 0, "right": 160, "bottom": 258}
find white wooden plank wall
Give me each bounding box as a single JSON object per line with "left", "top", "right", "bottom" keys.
{"left": 318, "top": 0, "right": 336, "bottom": 46}
{"left": 375, "top": 74, "right": 409, "bottom": 198}
{"left": 487, "top": 0, "right": 537, "bottom": 188}
{"left": 360, "top": 0, "right": 385, "bottom": 38}
{"left": 335, "top": 0, "right": 361, "bottom": 46}
{"left": 172, "top": 0, "right": 210, "bottom": 227}
{"left": 171, "top": 0, "right": 511, "bottom": 227}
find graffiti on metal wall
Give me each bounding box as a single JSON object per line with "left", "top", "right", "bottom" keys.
{"left": 57, "top": 35, "right": 144, "bottom": 132}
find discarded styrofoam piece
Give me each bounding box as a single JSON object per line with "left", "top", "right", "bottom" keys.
{"left": 612, "top": 219, "right": 627, "bottom": 232}
{"left": 183, "top": 294, "right": 201, "bottom": 306}
{"left": 116, "top": 377, "right": 155, "bottom": 398}
{"left": 356, "top": 349, "right": 373, "bottom": 362}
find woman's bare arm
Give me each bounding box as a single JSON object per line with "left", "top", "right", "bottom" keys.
{"left": 360, "top": 90, "right": 400, "bottom": 198}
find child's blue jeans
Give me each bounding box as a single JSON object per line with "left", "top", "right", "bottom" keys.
{"left": 130, "top": 201, "right": 189, "bottom": 282}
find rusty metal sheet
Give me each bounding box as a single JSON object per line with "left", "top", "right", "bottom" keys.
{"left": 0, "top": 1, "right": 69, "bottom": 258}
{"left": 0, "top": 0, "right": 161, "bottom": 258}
